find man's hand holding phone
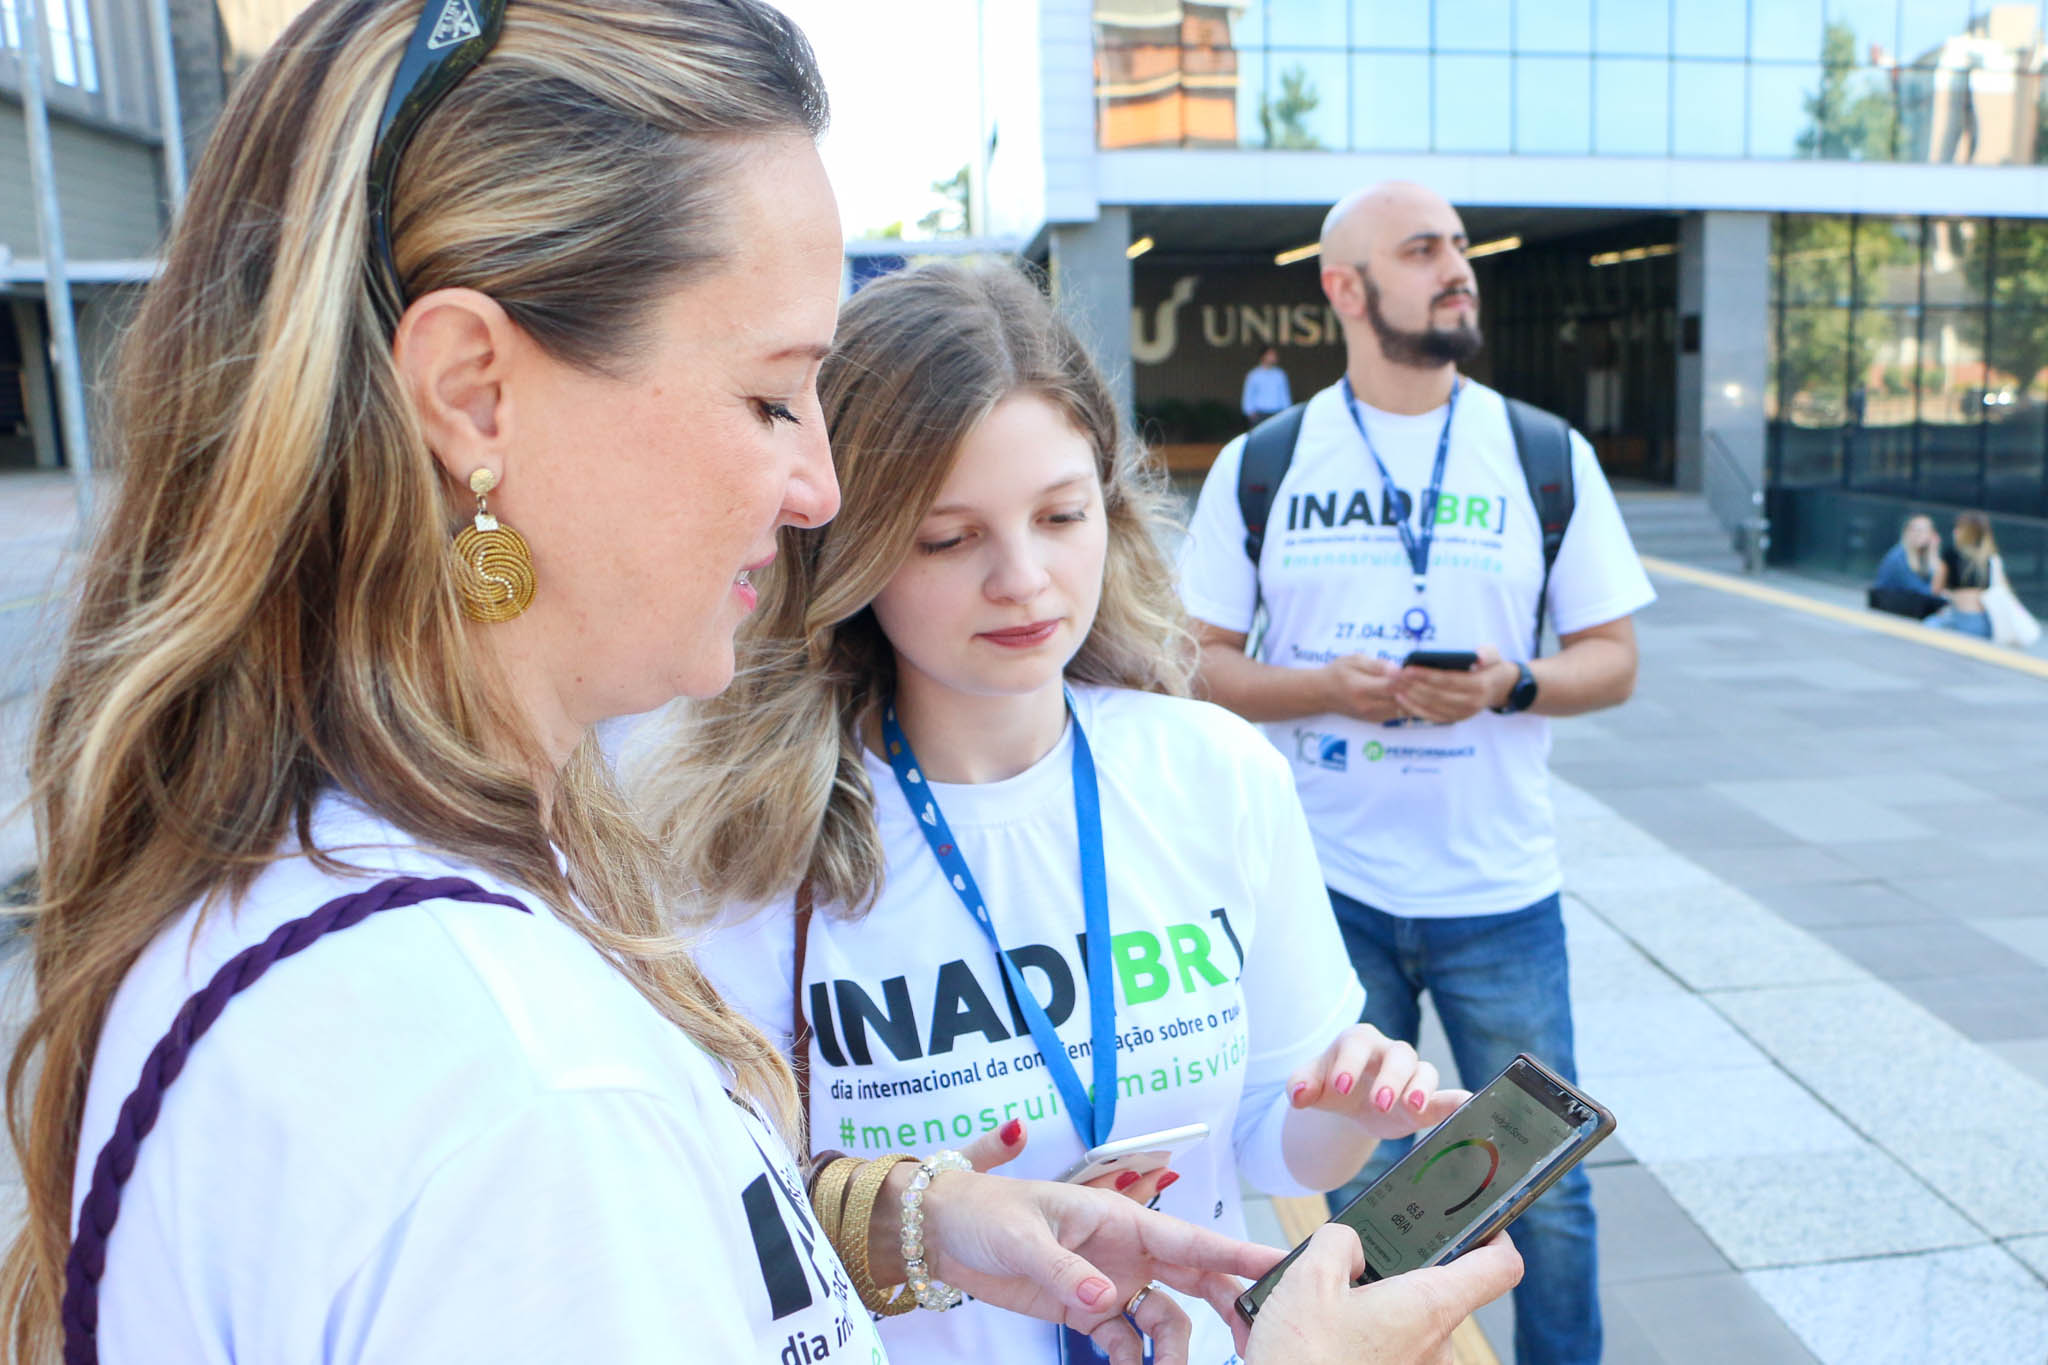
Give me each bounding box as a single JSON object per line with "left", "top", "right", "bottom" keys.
{"left": 1243, "top": 1224, "right": 1523, "bottom": 1365}
{"left": 1392, "top": 643, "right": 1514, "bottom": 724}
{"left": 1321, "top": 654, "right": 1406, "bottom": 725}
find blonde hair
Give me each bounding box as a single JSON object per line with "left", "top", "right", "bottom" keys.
{"left": 4, "top": 0, "right": 824, "bottom": 1354}
{"left": 1955, "top": 510, "right": 1997, "bottom": 574}
{"left": 1900, "top": 515, "right": 1937, "bottom": 578}
{"left": 633, "top": 262, "right": 1195, "bottom": 920}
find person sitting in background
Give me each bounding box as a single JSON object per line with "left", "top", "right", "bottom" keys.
{"left": 1868, "top": 514, "right": 1947, "bottom": 620}
{"left": 1242, "top": 346, "right": 1293, "bottom": 426}
{"left": 1931, "top": 511, "right": 1996, "bottom": 638}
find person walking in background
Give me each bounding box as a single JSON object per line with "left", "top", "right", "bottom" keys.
{"left": 1242, "top": 346, "right": 1292, "bottom": 426}
{"left": 1868, "top": 513, "right": 1947, "bottom": 620}
{"left": 1178, "top": 180, "right": 1656, "bottom": 1365}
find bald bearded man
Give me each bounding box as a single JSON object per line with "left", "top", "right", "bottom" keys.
{"left": 1179, "top": 182, "right": 1656, "bottom": 1365}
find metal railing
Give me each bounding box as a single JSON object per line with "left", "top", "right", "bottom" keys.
{"left": 1705, "top": 428, "right": 1770, "bottom": 574}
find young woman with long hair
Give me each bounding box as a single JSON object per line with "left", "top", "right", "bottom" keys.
{"left": 0, "top": 4, "right": 1437, "bottom": 1361}
{"left": 633, "top": 262, "right": 1504, "bottom": 1365}
{"left": 1932, "top": 510, "right": 1998, "bottom": 638}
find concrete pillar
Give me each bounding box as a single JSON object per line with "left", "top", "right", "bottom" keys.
{"left": 1677, "top": 211, "right": 1770, "bottom": 538}
{"left": 11, "top": 301, "right": 60, "bottom": 469}
{"left": 1047, "top": 206, "right": 1134, "bottom": 416}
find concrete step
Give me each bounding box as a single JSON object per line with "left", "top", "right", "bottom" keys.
{"left": 1614, "top": 491, "right": 1748, "bottom": 572}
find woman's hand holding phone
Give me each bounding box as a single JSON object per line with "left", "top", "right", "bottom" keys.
{"left": 1287, "top": 1023, "right": 1467, "bottom": 1140}
{"left": 1242, "top": 1224, "right": 1523, "bottom": 1365}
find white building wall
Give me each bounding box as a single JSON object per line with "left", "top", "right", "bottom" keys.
{"left": 1038, "top": 0, "right": 1101, "bottom": 226}
{"left": 982, "top": 0, "right": 1049, "bottom": 242}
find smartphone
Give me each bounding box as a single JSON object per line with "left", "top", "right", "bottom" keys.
{"left": 1235, "top": 1055, "right": 1614, "bottom": 1322}
{"left": 1056, "top": 1122, "right": 1211, "bottom": 1184}
{"left": 1402, "top": 649, "right": 1480, "bottom": 671}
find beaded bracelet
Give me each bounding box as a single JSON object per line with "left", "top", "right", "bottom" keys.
{"left": 900, "top": 1150, "right": 973, "bottom": 1312}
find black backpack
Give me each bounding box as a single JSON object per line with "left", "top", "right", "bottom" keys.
{"left": 1236, "top": 395, "right": 1577, "bottom": 654}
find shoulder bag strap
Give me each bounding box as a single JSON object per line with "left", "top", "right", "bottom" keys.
{"left": 790, "top": 879, "right": 815, "bottom": 1153}
{"left": 62, "top": 874, "right": 533, "bottom": 1365}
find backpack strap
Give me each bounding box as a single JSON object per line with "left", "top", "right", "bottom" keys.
{"left": 1237, "top": 402, "right": 1307, "bottom": 566}
{"left": 1504, "top": 397, "right": 1576, "bottom": 656}
{"left": 1235, "top": 402, "right": 1307, "bottom": 642}
{"left": 63, "top": 875, "right": 533, "bottom": 1365}
{"left": 791, "top": 878, "right": 815, "bottom": 1149}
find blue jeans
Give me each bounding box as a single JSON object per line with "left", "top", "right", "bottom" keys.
{"left": 1931, "top": 606, "right": 1993, "bottom": 638}
{"left": 1325, "top": 890, "right": 1601, "bottom": 1365}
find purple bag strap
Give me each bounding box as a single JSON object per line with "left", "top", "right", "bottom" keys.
{"left": 61, "top": 874, "right": 533, "bottom": 1365}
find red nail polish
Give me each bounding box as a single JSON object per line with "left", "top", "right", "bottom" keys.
{"left": 1115, "top": 1170, "right": 1141, "bottom": 1190}
{"left": 999, "top": 1118, "right": 1023, "bottom": 1145}
{"left": 1334, "top": 1074, "right": 1354, "bottom": 1096}
{"left": 1376, "top": 1087, "right": 1395, "bottom": 1112}
{"left": 1409, "top": 1090, "right": 1427, "bottom": 1111}
{"left": 1156, "top": 1171, "right": 1180, "bottom": 1191}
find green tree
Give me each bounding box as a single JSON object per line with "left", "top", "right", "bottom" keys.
{"left": 917, "top": 164, "right": 971, "bottom": 238}
{"left": 1797, "top": 21, "right": 1897, "bottom": 161}
{"left": 1972, "top": 220, "right": 2048, "bottom": 397}
{"left": 1260, "top": 65, "right": 1322, "bottom": 150}
{"left": 1772, "top": 215, "right": 1915, "bottom": 425}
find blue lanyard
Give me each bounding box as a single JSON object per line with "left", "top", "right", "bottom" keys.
{"left": 879, "top": 692, "right": 1118, "bottom": 1147}
{"left": 1340, "top": 375, "right": 1464, "bottom": 594}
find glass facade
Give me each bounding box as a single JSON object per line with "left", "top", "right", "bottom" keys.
{"left": 0, "top": 0, "right": 99, "bottom": 92}
{"left": 1769, "top": 213, "right": 2048, "bottom": 517}
{"left": 1095, "top": 1, "right": 2048, "bottom": 162}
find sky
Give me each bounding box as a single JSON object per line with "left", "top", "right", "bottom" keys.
{"left": 771, "top": 1, "right": 984, "bottom": 240}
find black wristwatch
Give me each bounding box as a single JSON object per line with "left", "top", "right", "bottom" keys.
{"left": 1491, "top": 660, "right": 1538, "bottom": 715}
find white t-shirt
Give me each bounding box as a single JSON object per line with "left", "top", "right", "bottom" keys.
{"left": 75, "top": 797, "right": 885, "bottom": 1365}
{"left": 1179, "top": 379, "right": 1655, "bottom": 918}
{"left": 699, "top": 685, "right": 1367, "bottom": 1365}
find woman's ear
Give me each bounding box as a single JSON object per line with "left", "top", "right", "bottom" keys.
{"left": 391, "top": 288, "right": 519, "bottom": 488}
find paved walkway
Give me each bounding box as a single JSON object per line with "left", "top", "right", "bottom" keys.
{"left": 1239, "top": 555, "right": 2048, "bottom": 1364}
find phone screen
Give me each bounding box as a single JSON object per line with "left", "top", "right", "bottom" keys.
{"left": 1343, "top": 1066, "right": 1586, "bottom": 1279}
{"left": 1237, "top": 1058, "right": 1608, "bottom": 1319}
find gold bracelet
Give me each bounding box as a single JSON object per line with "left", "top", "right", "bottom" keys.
{"left": 810, "top": 1157, "right": 862, "bottom": 1245}
{"left": 840, "top": 1154, "right": 919, "bottom": 1316}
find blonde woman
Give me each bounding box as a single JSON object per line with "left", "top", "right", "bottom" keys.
{"left": 1932, "top": 511, "right": 1998, "bottom": 638}
{"left": 0, "top": 5, "right": 1417, "bottom": 1362}
{"left": 635, "top": 263, "right": 1511, "bottom": 1365}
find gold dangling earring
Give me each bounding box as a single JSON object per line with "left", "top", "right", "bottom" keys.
{"left": 452, "top": 468, "right": 536, "bottom": 623}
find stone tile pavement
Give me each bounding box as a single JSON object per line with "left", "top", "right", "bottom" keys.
{"left": 1240, "top": 561, "right": 2048, "bottom": 1364}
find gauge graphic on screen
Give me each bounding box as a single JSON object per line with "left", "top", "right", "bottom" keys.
{"left": 1412, "top": 1136, "right": 1501, "bottom": 1217}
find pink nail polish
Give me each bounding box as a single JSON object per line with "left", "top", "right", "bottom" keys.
{"left": 1334, "top": 1074, "right": 1354, "bottom": 1096}
{"left": 1291, "top": 1082, "right": 1307, "bottom": 1103}
{"left": 1409, "top": 1090, "right": 1427, "bottom": 1111}
{"left": 1375, "top": 1087, "right": 1395, "bottom": 1112}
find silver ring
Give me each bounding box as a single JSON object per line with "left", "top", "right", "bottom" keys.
{"left": 1123, "top": 1282, "right": 1159, "bottom": 1318}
